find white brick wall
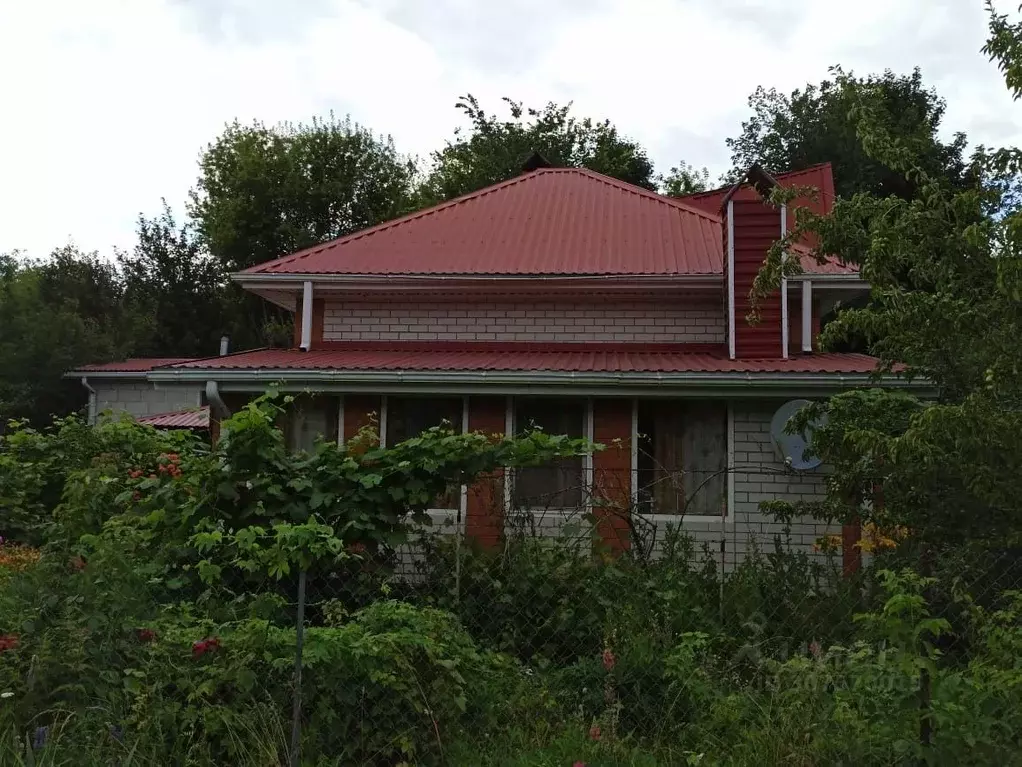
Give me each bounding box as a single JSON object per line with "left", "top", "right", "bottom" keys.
{"left": 94, "top": 381, "right": 203, "bottom": 420}
{"left": 323, "top": 300, "right": 725, "bottom": 344}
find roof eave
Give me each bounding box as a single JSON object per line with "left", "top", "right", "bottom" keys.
{"left": 231, "top": 273, "right": 724, "bottom": 287}
{"left": 147, "top": 366, "right": 923, "bottom": 395}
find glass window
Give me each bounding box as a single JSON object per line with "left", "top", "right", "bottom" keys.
{"left": 636, "top": 401, "right": 727, "bottom": 516}
{"left": 513, "top": 398, "right": 585, "bottom": 509}
{"left": 386, "top": 396, "right": 463, "bottom": 509}
{"left": 385, "top": 397, "right": 463, "bottom": 446}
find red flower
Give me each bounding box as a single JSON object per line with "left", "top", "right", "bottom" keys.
{"left": 589, "top": 725, "right": 601, "bottom": 741}
{"left": 346, "top": 542, "right": 367, "bottom": 555}
{"left": 0, "top": 634, "right": 19, "bottom": 652}
{"left": 128, "top": 469, "right": 142, "bottom": 479}
{"left": 602, "top": 648, "right": 616, "bottom": 671}
{"left": 192, "top": 636, "right": 221, "bottom": 658}
{"left": 70, "top": 556, "right": 85, "bottom": 572}
{"left": 574, "top": 763, "right": 588, "bottom": 767}
{"left": 137, "top": 628, "right": 157, "bottom": 643}
{"left": 132, "top": 491, "right": 141, "bottom": 502}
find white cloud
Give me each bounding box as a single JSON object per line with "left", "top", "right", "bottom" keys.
{"left": 0, "top": 0, "right": 1019, "bottom": 259}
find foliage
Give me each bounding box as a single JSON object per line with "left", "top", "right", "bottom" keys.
{"left": 419, "top": 95, "right": 658, "bottom": 204}
{"left": 0, "top": 414, "right": 193, "bottom": 546}
{"left": 0, "top": 250, "right": 133, "bottom": 425}
{"left": 658, "top": 162, "right": 711, "bottom": 197}
{"left": 727, "top": 66, "right": 971, "bottom": 198}
{"left": 118, "top": 202, "right": 230, "bottom": 358}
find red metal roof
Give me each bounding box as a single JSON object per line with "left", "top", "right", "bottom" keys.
{"left": 165, "top": 345, "right": 880, "bottom": 375}
{"left": 74, "top": 358, "right": 196, "bottom": 373}
{"left": 137, "top": 407, "right": 209, "bottom": 429}
{"left": 240, "top": 168, "right": 724, "bottom": 277}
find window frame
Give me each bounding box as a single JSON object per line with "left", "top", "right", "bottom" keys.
{"left": 379, "top": 394, "right": 469, "bottom": 515}
{"left": 509, "top": 396, "right": 592, "bottom": 514}
{"left": 630, "top": 398, "right": 734, "bottom": 524}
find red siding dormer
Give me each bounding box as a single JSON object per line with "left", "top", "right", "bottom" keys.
{"left": 727, "top": 198, "right": 785, "bottom": 358}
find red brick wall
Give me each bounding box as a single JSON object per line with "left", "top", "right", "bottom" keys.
{"left": 592, "top": 399, "right": 632, "bottom": 554}
{"left": 465, "top": 396, "right": 506, "bottom": 548}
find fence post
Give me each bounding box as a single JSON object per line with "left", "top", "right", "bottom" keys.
{"left": 290, "top": 568, "right": 308, "bottom": 767}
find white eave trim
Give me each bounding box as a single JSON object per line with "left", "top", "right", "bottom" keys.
{"left": 232, "top": 273, "right": 723, "bottom": 290}
{"left": 62, "top": 371, "right": 151, "bottom": 380}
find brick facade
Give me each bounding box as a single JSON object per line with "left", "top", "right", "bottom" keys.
{"left": 323, "top": 300, "right": 725, "bottom": 345}
{"left": 464, "top": 396, "right": 506, "bottom": 549}
{"left": 592, "top": 398, "right": 633, "bottom": 554}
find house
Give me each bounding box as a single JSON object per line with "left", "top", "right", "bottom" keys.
{"left": 68, "top": 161, "right": 903, "bottom": 569}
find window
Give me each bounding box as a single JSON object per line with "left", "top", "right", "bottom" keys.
{"left": 385, "top": 396, "right": 463, "bottom": 509}
{"left": 513, "top": 398, "right": 586, "bottom": 509}
{"left": 287, "top": 395, "right": 339, "bottom": 453}
{"left": 385, "top": 397, "right": 463, "bottom": 446}
{"left": 636, "top": 401, "right": 727, "bottom": 516}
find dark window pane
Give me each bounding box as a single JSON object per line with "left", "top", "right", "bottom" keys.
{"left": 513, "top": 398, "right": 585, "bottom": 508}
{"left": 386, "top": 397, "right": 462, "bottom": 446}
{"left": 386, "top": 396, "right": 463, "bottom": 509}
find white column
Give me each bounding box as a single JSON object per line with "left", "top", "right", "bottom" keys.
{"left": 503, "top": 396, "right": 514, "bottom": 516}
{"left": 584, "top": 398, "right": 594, "bottom": 515}
{"left": 801, "top": 280, "right": 813, "bottom": 353}
{"left": 336, "top": 395, "right": 345, "bottom": 446}
{"left": 630, "top": 398, "right": 639, "bottom": 510}
{"left": 780, "top": 205, "right": 789, "bottom": 359}
{"left": 300, "top": 280, "right": 313, "bottom": 351}
{"left": 727, "top": 200, "right": 736, "bottom": 360}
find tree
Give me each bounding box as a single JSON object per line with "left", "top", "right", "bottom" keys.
{"left": 726, "top": 67, "right": 971, "bottom": 199}
{"left": 0, "top": 248, "right": 132, "bottom": 425}
{"left": 189, "top": 115, "right": 416, "bottom": 347}
{"left": 659, "top": 162, "right": 711, "bottom": 197}
{"left": 119, "top": 202, "right": 230, "bottom": 359}
{"left": 753, "top": 8, "right": 1022, "bottom": 552}
{"left": 420, "top": 95, "right": 657, "bottom": 204}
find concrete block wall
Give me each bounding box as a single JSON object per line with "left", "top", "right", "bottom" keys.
{"left": 94, "top": 381, "right": 202, "bottom": 420}
{"left": 322, "top": 300, "right": 725, "bottom": 345}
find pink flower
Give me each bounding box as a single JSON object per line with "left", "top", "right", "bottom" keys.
{"left": 589, "top": 724, "right": 601, "bottom": 741}
{"left": 136, "top": 628, "right": 157, "bottom": 643}
{"left": 574, "top": 762, "right": 588, "bottom": 767}
{"left": 602, "top": 648, "right": 616, "bottom": 671}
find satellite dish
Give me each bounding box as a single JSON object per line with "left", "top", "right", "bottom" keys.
{"left": 770, "top": 399, "right": 826, "bottom": 471}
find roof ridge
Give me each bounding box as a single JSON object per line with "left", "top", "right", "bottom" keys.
{"left": 243, "top": 172, "right": 546, "bottom": 275}
{"left": 565, "top": 167, "right": 722, "bottom": 223}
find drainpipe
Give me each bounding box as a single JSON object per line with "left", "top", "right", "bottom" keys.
{"left": 801, "top": 280, "right": 813, "bottom": 353}
{"left": 300, "top": 280, "right": 313, "bottom": 351}
{"left": 205, "top": 380, "right": 230, "bottom": 420}
{"left": 81, "top": 377, "right": 97, "bottom": 425}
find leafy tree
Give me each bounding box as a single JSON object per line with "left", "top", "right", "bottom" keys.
{"left": 189, "top": 114, "right": 416, "bottom": 347}
{"left": 727, "top": 66, "right": 971, "bottom": 199}
{"left": 754, "top": 8, "right": 1022, "bottom": 551}
{"left": 659, "top": 162, "right": 711, "bottom": 197}
{"left": 0, "top": 249, "right": 132, "bottom": 426}
{"left": 420, "top": 95, "right": 657, "bottom": 204}
{"left": 119, "top": 202, "right": 230, "bottom": 359}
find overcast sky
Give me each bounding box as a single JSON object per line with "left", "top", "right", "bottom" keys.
{"left": 1, "top": 0, "right": 1019, "bottom": 259}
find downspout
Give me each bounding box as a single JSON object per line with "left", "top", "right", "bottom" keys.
{"left": 300, "top": 280, "right": 313, "bottom": 351}
{"left": 801, "top": 280, "right": 813, "bottom": 353}
{"left": 205, "top": 380, "right": 230, "bottom": 420}
{"left": 81, "top": 377, "right": 97, "bottom": 425}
